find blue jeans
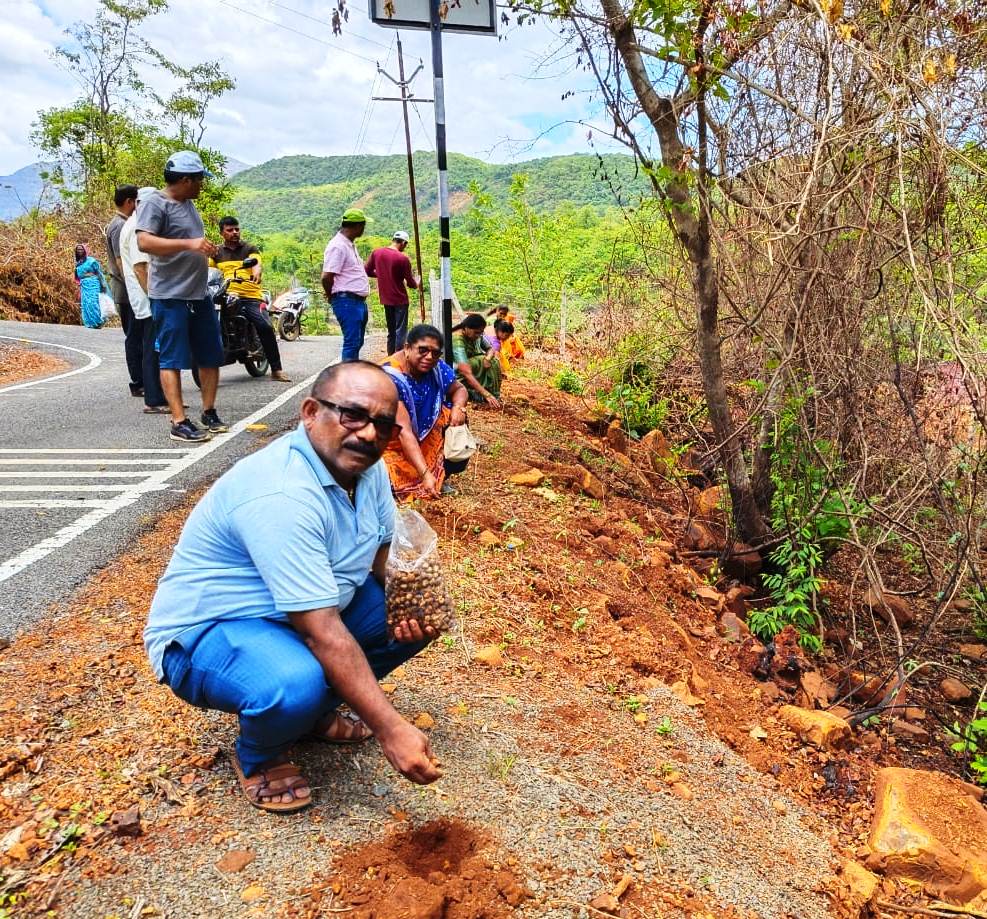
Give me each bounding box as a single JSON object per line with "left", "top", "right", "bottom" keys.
{"left": 160, "top": 576, "right": 427, "bottom": 775}
{"left": 331, "top": 293, "right": 369, "bottom": 362}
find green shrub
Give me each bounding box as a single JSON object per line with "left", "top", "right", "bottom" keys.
{"left": 950, "top": 699, "right": 987, "bottom": 786}
{"left": 748, "top": 388, "right": 867, "bottom": 651}
{"left": 749, "top": 534, "right": 824, "bottom": 652}
{"left": 597, "top": 382, "right": 668, "bottom": 437}
{"left": 554, "top": 367, "right": 584, "bottom": 395}
{"left": 964, "top": 587, "right": 987, "bottom": 641}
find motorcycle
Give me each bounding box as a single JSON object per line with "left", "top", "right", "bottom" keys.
{"left": 191, "top": 258, "right": 269, "bottom": 387}
{"left": 270, "top": 286, "right": 311, "bottom": 341}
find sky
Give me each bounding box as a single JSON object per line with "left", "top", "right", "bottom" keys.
{"left": 0, "top": 0, "right": 623, "bottom": 175}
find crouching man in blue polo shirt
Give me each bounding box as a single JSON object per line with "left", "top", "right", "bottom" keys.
{"left": 144, "top": 361, "right": 443, "bottom": 812}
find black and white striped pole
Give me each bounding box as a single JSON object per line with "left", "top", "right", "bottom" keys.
{"left": 368, "top": 0, "right": 497, "bottom": 363}
{"left": 428, "top": 0, "right": 454, "bottom": 364}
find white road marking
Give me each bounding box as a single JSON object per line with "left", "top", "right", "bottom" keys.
{"left": 0, "top": 369, "right": 320, "bottom": 584}
{"left": 1, "top": 500, "right": 112, "bottom": 509}
{"left": 0, "top": 484, "right": 167, "bottom": 492}
{"left": 0, "top": 459, "right": 174, "bottom": 465}
{"left": 0, "top": 471, "right": 150, "bottom": 478}
{"left": 0, "top": 336, "right": 102, "bottom": 394}
{"left": 0, "top": 448, "right": 192, "bottom": 454}
{"left": 0, "top": 449, "right": 192, "bottom": 454}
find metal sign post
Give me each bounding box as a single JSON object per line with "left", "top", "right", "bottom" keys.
{"left": 429, "top": 0, "right": 453, "bottom": 362}
{"left": 368, "top": 0, "right": 496, "bottom": 362}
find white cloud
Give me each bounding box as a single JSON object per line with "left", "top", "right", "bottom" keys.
{"left": 0, "top": 0, "right": 625, "bottom": 175}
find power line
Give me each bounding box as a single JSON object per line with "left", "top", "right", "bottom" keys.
{"left": 213, "top": 0, "right": 378, "bottom": 63}
{"left": 353, "top": 37, "right": 394, "bottom": 155}
{"left": 411, "top": 101, "right": 434, "bottom": 152}
{"left": 261, "top": 0, "right": 393, "bottom": 50}
{"left": 353, "top": 38, "right": 394, "bottom": 156}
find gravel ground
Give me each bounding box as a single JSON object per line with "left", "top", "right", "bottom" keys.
{"left": 62, "top": 643, "right": 835, "bottom": 919}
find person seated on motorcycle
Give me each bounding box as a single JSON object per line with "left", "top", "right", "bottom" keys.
{"left": 211, "top": 217, "right": 291, "bottom": 382}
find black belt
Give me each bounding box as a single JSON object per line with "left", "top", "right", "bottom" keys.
{"left": 334, "top": 291, "right": 367, "bottom": 300}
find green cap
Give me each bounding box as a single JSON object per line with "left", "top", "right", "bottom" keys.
{"left": 341, "top": 207, "right": 368, "bottom": 223}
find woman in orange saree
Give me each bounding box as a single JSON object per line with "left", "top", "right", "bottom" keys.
{"left": 381, "top": 324, "right": 470, "bottom": 500}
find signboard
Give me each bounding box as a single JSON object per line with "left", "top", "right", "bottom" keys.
{"left": 369, "top": 0, "right": 498, "bottom": 34}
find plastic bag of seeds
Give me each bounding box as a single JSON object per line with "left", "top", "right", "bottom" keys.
{"left": 385, "top": 507, "right": 454, "bottom": 637}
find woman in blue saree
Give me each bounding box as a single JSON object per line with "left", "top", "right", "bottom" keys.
{"left": 74, "top": 243, "right": 109, "bottom": 329}
{"left": 381, "top": 324, "right": 470, "bottom": 500}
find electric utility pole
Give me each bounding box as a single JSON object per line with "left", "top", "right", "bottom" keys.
{"left": 373, "top": 33, "right": 429, "bottom": 322}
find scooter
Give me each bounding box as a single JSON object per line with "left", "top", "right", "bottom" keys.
{"left": 191, "top": 258, "right": 269, "bottom": 387}
{"left": 271, "top": 286, "right": 311, "bottom": 341}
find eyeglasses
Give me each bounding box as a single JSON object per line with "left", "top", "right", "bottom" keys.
{"left": 412, "top": 345, "right": 442, "bottom": 358}
{"left": 315, "top": 398, "right": 401, "bottom": 438}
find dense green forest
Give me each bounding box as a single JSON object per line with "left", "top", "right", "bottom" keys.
{"left": 232, "top": 152, "right": 652, "bottom": 236}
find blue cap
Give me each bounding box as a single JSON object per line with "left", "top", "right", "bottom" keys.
{"left": 165, "top": 150, "right": 214, "bottom": 178}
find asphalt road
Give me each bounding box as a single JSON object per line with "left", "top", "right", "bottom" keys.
{"left": 0, "top": 318, "right": 381, "bottom": 638}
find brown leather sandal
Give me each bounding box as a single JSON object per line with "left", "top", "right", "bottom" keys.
{"left": 306, "top": 710, "right": 373, "bottom": 745}
{"left": 232, "top": 755, "right": 312, "bottom": 813}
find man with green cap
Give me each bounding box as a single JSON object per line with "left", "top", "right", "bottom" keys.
{"left": 322, "top": 208, "right": 371, "bottom": 361}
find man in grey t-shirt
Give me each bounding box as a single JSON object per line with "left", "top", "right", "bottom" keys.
{"left": 137, "top": 151, "right": 227, "bottom": 444}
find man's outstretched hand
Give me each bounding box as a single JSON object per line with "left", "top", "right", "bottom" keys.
{"left": 377, "top": 720, "right": 443, "bottom": 784}
{"left": 391, "top": 618, "right": 438, "bottom": 643}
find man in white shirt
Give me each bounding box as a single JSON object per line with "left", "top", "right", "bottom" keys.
{"left": 121, "top": 187, "right": 168, "bottom": 413}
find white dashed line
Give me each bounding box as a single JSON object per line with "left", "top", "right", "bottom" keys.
{"left": 0, "top": 369, "right": 320, "bottom": 583}
{"left": 0, "top": 500, "right": 113, "bottom": 509}
{"left": 0, "top": 471, "right": 151, "bottom": 478}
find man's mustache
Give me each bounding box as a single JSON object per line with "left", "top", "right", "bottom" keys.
{"left": 343, "top": 440, "right": 380, "bottom": 459}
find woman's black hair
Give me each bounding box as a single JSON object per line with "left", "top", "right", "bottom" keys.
{"left": 406, "top": 323, "right": 444, "bottom": 347}
{"left": 496, "top": 321, "right": 514, "bottom": 335}
{"left": 451, "top": 313, "right": 487, "bottom": 333}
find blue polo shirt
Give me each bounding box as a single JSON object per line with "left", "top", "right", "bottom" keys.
{"left": 144, "top": 424, "right": 395, "bottom": 679}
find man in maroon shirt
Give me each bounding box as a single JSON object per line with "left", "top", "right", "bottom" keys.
{"left": 365, "top": 231, "right": 419, "bottom": 355}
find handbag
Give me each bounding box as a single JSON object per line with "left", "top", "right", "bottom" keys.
{"left": 444, "top": 423, "right": 477, "bottom": 463}
{"left": 98, "top": 292, "right": 117, "bottom": 321}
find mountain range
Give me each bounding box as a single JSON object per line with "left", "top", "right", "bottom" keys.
{"left": 1, "top": 151, "right": 649, "bottom": 228}
{"left": 232, "top": 152, "right": 650, "bottom": 236}
{"left": 0, "top": 158, "right": 252, "bottom": 222}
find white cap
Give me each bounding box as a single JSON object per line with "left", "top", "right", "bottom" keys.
{"left": 137, "top": 186, "right": 158, "bottom": 203}
{"left": 392, "top": 230, "right": 410, "bottom": 243}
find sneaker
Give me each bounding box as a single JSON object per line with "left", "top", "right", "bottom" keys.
{"left": 441, "top": 481, "right": 458, "bottom": 496}
{"left": 200, "top": 409, "right": 229, "bottom": 433}
{"left": 170, "top": 419, "right": 208, "bottom": 442}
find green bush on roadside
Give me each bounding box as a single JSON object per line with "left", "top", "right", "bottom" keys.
{"left": 554, "top": 367, "right": 585, "bottom": 395}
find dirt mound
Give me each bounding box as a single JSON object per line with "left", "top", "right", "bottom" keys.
{"left": 326, "top": 818, "right": 529, "bottom": 919}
